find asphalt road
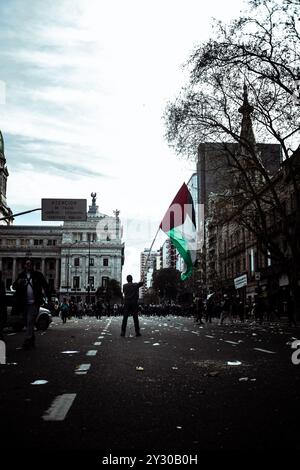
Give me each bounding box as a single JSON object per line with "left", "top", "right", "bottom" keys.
{"left": 1, "top": 314, "right": 300, "bottom": 461}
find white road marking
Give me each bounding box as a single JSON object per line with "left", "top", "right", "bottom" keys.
{"left": 205, "top": 335, "right": 215, "bottom": 339}
{"left": 86, "top": 350, "right": 97, "bottom": 356}
{"left": 254, "top": 348, "right": 276, "bottom": 354}
{"left": 225, "top": 341, "right": 240, "bottom": 345}
{"left": 42, "top": 393, "right": 76, "bottom": 421}
{"left": 94, "top": 341, "right": 101, "bottom": 346}
{"left": 61, "top": 351, "right": 80, "bottom": 354}
{"left": 75, "top": 363, "right": 91, "bottom": 375}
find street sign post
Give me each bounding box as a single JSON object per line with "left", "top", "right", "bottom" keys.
{"left": 41, "top": 199, "right": 87, "bottom": 221}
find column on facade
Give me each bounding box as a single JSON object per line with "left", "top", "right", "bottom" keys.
{"left": 41, "top": 258, "right": 45, "bottom": 275}
{"left": 60, "top": 255, "right": 67, "bottom": 289}
{"left": 83, "top": 255, "right": 88, "bottom": 291}
{"left": 55, "top": 258, "right": 60, "bottom": 291}
{"left": 12, "top": 258, "right": 17, "bottom": 282}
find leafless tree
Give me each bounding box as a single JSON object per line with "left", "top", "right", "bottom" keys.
{"left": 164, "top": 0, "right": 300, "bottom": 315}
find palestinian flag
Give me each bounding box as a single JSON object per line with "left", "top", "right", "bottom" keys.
{"left": 160, "top": 183, "right": 197, "bottom": 281}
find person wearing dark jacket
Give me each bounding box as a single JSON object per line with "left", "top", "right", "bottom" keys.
{"left": 13, "top": 258, "right": 50, "bottom": 349}
{"left": 121, "top": 275, "right": 143, "bottom": 337}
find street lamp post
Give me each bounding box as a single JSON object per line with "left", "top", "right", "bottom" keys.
{"left": 87, "top": 236, "right": 91, "bottom": 305}
{"left": 66, "top": 240, "right": 78, "bottom": 299}
{"left": 66, "top": 250, "right": 70, "bottom": 299}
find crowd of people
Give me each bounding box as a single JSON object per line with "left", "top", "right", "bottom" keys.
{"left": 1, "top": 256, "right": 297, "bottom": 351}
{"left": 51, "top": 291, "right": 297, "bottom": 327}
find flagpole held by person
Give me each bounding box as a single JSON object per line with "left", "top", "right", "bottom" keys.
{"left": 121, "top": 274, "right": 144, "bottom": 337}
{"left": 145, "top": 182, "right": 197, "bottom": 282}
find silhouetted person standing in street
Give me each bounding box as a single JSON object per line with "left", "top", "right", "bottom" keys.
{"left": 121, "top": 275, "right": 143, "bottom": 337}
{"left": 13, "top": 258, "right": 50, "bottom": 349}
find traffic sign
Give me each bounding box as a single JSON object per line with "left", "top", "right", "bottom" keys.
{"left": 41, "top": 199, "right": 87, "bottom": 221}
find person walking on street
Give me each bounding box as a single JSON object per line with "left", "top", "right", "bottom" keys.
{"left": 0, "top": 271, "right": 7, "bottom": 341}
{"left": 13, "top": 258, "right": 50, "bottom": 349}
{"left": 219, "top": 294, "right": 233, "bottom": 325}
{"left": 121, "top": 275, "right": 144, "bottom": 337}
{"left": 60, "top": 298, "right": 69, "bottom": 324}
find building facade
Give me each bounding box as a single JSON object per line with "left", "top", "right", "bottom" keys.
{"left": 205, "top": 148, "right": 299, "bottom": 303}
{"left": 60, "top": 197, "right": 124, "bottom": 303}
{"left": 203, "top": 85, "right": 299, "bottom": 305}
{"left": 140, "top": 248, "right": 160, "bottom": 298}
{"left": 0, "top": 194, "right": 124, "bottom": 303}
{"left": 0, "top": 225, "right": 62, "bottom": 292}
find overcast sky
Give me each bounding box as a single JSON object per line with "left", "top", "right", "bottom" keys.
{"left": 0, "top": 0, "right": 246, "bottom": 281}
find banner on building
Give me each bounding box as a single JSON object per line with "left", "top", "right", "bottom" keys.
{"left": 234, "top": 274, "right": 247, "bottom": 290}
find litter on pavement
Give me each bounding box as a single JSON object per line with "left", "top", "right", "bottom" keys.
{"left": 31, "top": 380, "right": 48, "bottom": 385}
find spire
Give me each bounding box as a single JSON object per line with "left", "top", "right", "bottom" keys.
{"left": 0, "top": 130, "right": 4, "bottom": 156}
{"left": 238, "top": 83, "right": 256, "bottom": 153}
{"left": 0, "top": 129, "right": 13, "bottom": 225}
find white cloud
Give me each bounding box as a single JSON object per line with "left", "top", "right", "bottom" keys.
{"left": 0, "top": 0, "right": 247, "bottom": 280}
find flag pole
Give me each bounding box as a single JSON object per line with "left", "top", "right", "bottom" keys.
{"left": 142, "top": 225, "right": 161, "bottom": 280}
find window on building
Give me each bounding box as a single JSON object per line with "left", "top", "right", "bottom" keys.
{"left": 89, "top": 258, "right": 94, "bottom": 267}
{"left": 49, "top": 261, "right": 55, "bottom": 270}
{"left": 34, "top": 239, "right": 43, "bottom": 246}
{"left": 88, "top": 276, "right": 94, "bottom": 289}
{"left": 73, "top": 232, "right": 82, "bottom": 242}
{"left": 73, "top": 276, "right": 80, "bottom": 289}
{"left": 267, "top": 251, "right": 272, "bottom": 267}
{"left": 102, "top": 276, "right": 109, "bottom": 288}
{"left": 20, "top": 239, "right": 29, "bottom": 246}
{"left": 87, "top": 233, "right": 97, "bottom": 243}
{"left": 7, "top": 260, "right": 12, "bottom": 270}
{"left": 7, "top": 239, "right": 16, "bottom": 246}
{"left": 48, "top": 279, "right": 55, "bottom": 292}
{"left": 47, "top": 239, "right": 57, "bottom": 246}
{"left": 103, "top": 258, "right": 109, "bottom": 267}
{"left": 74, "top": 258, "right": 80, "bottom": 267}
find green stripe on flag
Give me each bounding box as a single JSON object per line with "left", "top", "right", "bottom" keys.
{"left": 167, "top": 228, "right": 193, "bottom": 281}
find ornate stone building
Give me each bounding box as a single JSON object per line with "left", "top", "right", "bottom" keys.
{"left": 0, "top": 194, "right": 124, "bottom": 303}
{"left": 204, "top": 86, "right": 300, "bottom": 304}
{"left": 60, "top": 195, "right": 124, "bottom": 302}
{"left": 0, "top": 130, "right": 13, "bottom": 225}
